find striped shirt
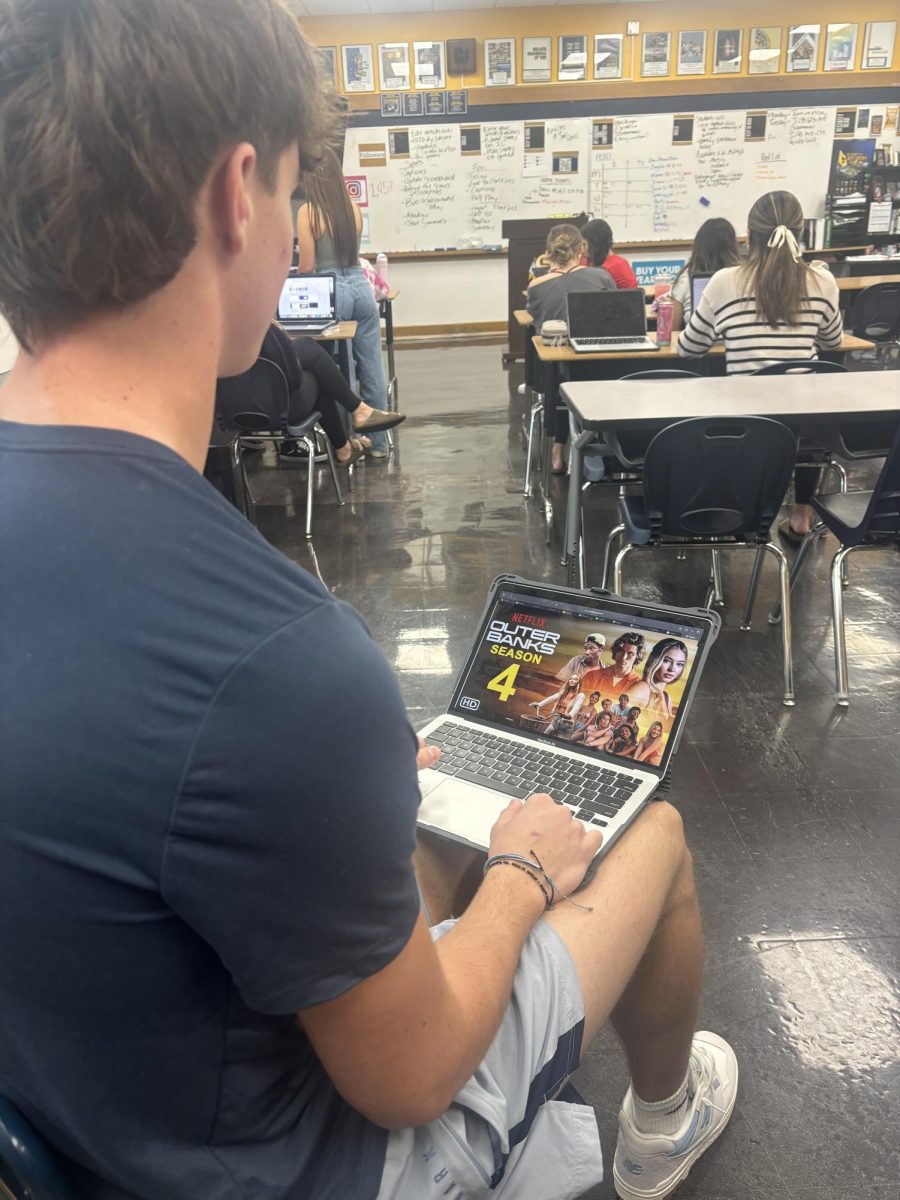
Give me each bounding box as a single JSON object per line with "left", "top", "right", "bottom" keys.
{"left": 677, "top": 264, "right": 843, "bottom": 374}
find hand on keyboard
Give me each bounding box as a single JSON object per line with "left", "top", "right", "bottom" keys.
{"left": 488, "top": 792, "right": 603, "bottom": 898}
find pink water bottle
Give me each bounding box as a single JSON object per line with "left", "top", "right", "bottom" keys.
{"left": 656, "top": 292, "right": 674, "bottom": 346}
{"left": 376, "top": 252, "right": 389, "bottom": 285}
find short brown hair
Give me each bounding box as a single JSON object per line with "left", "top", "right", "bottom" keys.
{"left": 0, "top": 0, "right": 340, "bottom": 349}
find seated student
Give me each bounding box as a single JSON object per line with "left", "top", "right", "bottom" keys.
{"left": 677, "top": 190, "right": 843, "bottom": 542}
{"left": 581, "top": 218, "right": 638, "bottom": 289}
{"left": 669, "top": 218, "right": 741, "bottom": 330}
{"left": 526, "top": 224, "right": 614, "bottom": 473}
{"left": 217, "top": 324, "right": 404, "bottom": 467}
{"left": 0, "top": 5, "right": 737, "bottom": 1200}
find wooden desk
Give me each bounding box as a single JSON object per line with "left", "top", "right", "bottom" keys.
{"left": 514, "top": 308, "right": 532, "bottom": 327}
{"left": 379, "top": 290, "right": 399, "bottom": 406}
{"left": 836, "top": 274, "right": 900, "bottom": 292}
{"left": 533, "top": 332, "right": 874, "bottom": 364}
{"left": 559, "top": 371, "right": 898, "bottom": 571}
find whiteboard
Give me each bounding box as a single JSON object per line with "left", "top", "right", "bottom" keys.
{"left": 343, "top": 101, "right": 889, "bottom": 252}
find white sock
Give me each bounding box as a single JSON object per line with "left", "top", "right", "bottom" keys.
{"left": 630, "top": 1064, "right": 696, "bottom": 1136}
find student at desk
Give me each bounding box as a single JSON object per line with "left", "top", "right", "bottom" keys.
{"left": 669, "top": 218, "right": 741, "bottom": 330}
{"left": 677, "top": 191, "right": 843, "bottom": 542}
{"left": 526, "top": 224, "right": 614, "bottom": 473}
{"left": 580, "top": 219, "right": 638, "bottom": 290}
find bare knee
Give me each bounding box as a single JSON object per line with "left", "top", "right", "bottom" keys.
{"left": 636, "top": 801, "right": 695, "bottom": 899}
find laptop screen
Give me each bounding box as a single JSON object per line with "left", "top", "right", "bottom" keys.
{"left": 450, "top": 587, "right": 707, "bottom": 773}
{"left": 567, "top": 288, "right": 647, "bottom": 338}
{"left": 691, "top": 273, "right": 712, "bottom": 315}
{"left": 277, "top": 274, "right": 336, "bottom": 322}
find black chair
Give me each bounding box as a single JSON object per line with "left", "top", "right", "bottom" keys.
{"left": 0, "top": 1098, "right": 77, "bottom": 1200}
{"left": 812, "top": 423, "right": 900, "bottom": 706}
{"left": 602, "top": 416, "right": 798, "bottom": 705}
{"left": 848, "top": 282, "right": 900, "bottom": 369}
{"left": 213, "top": 355, "right": 345, "bottom": 541}
{"left": 750, "top": 360, "right": 847, "bottom": 376}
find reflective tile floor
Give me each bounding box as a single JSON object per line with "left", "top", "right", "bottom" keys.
{"left": 246, "top": 344, "right": 899, "bottom": 1200}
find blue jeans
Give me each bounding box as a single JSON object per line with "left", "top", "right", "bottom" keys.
{"left": 322, "top": 267, "right": 389, "bottom": 451}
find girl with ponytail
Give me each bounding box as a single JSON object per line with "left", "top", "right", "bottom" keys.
{"left": 677, "top": 191, "right": 844, "bottom": 540}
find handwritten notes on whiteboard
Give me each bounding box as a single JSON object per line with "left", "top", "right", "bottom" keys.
{"left": 345, "top": 106, "right": 837, "bottom": 250}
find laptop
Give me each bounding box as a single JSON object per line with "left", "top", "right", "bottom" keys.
{"left": 691, "top": 273, "right": 713, "bottom": 317}
{"left": 417, "top": 576, "right": 720, "bottom": 859}
{"left": 567, "top": 288, "right": 658, "bottom": 354}
{"left": 276, "top": 273, "right": 339, "bottom": 334}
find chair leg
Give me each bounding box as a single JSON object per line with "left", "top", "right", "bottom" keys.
{"left": 767, "top": 525, "right": 823, "bottom": 625}
{"left": 710, "top": 548, "right": 725, "bottom": 608}
{"left": 740, "top": 546, "right": 766, "bottom": 630}
{"left": 831, "top": 545, "right": 854, "bottom": 707}
{"left": 228, "top": 438, "right": 254, "bottom": 521}
{"left": 612, "top": 542, "right": 635, "bottom": 594}
{"left": 523, "top": 401, "right": 540, "bottom": 497}
{"left": 304, "top": 436, "right": 315, "bottom": 540}
{"left": 323, "top": 440, "right": 344, "bottom": 506}
{"left": 764, "top": 542, "right": 795, "bottom": 706}
{"left": 601, "top": 523, "right": 625, "bottom": 591}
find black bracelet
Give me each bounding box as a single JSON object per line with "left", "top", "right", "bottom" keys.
{"left": 483, "top": 857, "right": 552, "bottom": 909}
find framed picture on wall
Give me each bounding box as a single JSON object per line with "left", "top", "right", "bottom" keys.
{"left": 749, "top": 26, "right": 782, "bottom": 74}
{"left": 485, "top": 38, "right": 515, "bottom": 86}
{"left": 522, "top": 36, "right": 552, "bottom": 82}
{"left": 413, "top": 41, "right": 445, "bottom": 89}
{"left": 341, "top": 44, "right": 375, "bottom": 93}
{"left": 677, "top": 30, "right": 706, "bottom": 75}
{"left": 862, "top": 21, "right": 896, "bottom": 69}
{"left": 824, "top": 23, "right": 858, "bottom": 71}
{"left": 641, "top": 32, "right": 670, "bottom": 77}
{"left": 593, "top": 34, "right": 623, "bottom": 80}
{"left": 317, "top": 47, "right": 337, "bottom": 88}
{"left": 787, "top": 25, "right": 820, "bottom": 72}
{"left": 558, "top": 35, "right": 587, "bottom": 81}
{"left": 713, "top": 28, "right": 742, "bottom": 73}
{"left": 378, "top": 42, "right": 411, "bottom": 91}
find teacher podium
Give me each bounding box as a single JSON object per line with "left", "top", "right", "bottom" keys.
{"left": 502, "top": 215, "right": 589, "bottom": 363}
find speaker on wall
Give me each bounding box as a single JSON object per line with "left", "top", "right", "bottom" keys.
{"left": 447, "top": 38, "right": 477, "bottom": 76}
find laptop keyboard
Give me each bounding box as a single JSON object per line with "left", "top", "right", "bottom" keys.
{"left": 570, "top": 337, "right": 657, "bottom": 349}
{"left": 423, "top": 722, "right": 642, "bottom": 827}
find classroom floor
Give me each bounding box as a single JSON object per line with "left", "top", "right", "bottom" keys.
{"left": 246, "top": 343, "right": 899, "bottom": 1200}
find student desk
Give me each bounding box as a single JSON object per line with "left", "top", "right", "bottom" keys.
{"left": 559, "top": 368, "right": 893, "bottom": 584}
{"left": 379, "top": 290, "right": 399, "bottom": 408}
{"left": 289, "top": 320, "right": 357, "bottom": 384}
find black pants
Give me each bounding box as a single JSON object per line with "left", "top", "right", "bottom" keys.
{"left": 288, "top": 338, "right": 361, "bottom": 450}
{"left": 794, "top": 463, "right": 822, "bottom": 505}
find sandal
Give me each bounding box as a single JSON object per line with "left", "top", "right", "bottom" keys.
{"left": 353, "top": 410, "right": 406, "bottom": 434}
{"left": 335, "top": 438, "right": 366, "bottom": 469}
{"left": 777, "top": 519, "right": 808, "bottom": 546}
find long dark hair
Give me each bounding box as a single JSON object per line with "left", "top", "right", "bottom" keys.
{"left": 673, "top": 218, "right": 740, "bottom": 294}
{"left": 741, "top": 190, "right": 813, "bottom": 326}
{"left": 581, "top": 219, "right": 613, "bottom": 267}
{"left": 302, "top": 146, "right": 358, "bottom": 267}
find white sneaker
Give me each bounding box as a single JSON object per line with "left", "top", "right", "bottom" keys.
{"left": 613, "top": 1031, "right": 738, "bottom": 1200}
{"left": 517, "top": 382, "right": 527, "bottom": 395}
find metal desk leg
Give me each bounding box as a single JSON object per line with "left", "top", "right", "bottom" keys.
{"left": 336, "top": 338, "right": 352, "bottom": 384}
{"left": 565, "top": 429, "right": 592, "bottom": 587}
{"left": 381, "top": 298, "right": 397, "bottom": 408}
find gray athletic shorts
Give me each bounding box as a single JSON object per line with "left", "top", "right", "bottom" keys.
{"left": 375, "top": 918, "right": 604, "bottom": 1200}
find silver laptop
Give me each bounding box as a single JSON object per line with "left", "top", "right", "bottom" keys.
{"left": 567, "top": 288, "right": 658, "bottom": 354}
{"left": 276, "top": 273, "right": 338, "bottom": 334}
{"left": 418, "top": 577, "right": 720, "bottom": 858}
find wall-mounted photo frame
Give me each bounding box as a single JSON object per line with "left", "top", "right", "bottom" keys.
{"left": 378, "top": 43, "right": 410, "bottom": 91}
{"left": 522, "top": 36, "right": 552, "bottom": 82}
{"left": 379, "top": 93, "right": 402, "bottom": 118}
{"left": 862, "top": 21, "right": 896, "bottom": 70}
{"left": 641, "top": 32, "right": 670, "bottom": 77}
{"left": 318, "top": 47, "right": 337, "bottom": 88}
{"left": 677, "top": 31, "right": 706, "bottom": 76}
{"left": 558, "top": 35, "right": 587, "bottom": 81}
{"left": 402, "top": 92, "right": 424, "bottom": 117}
{"left": 413, "top": 41, "right": 445, "bottom": 89}
{"left": 749, "top": 26, "right": 782, "bottom": 74}
{"left": 787, "top": 25, "right": 820, "bottom": 72}
{"left": 484, "top": 38, "right": 515, "bottom": 86}
{"left": 824, "top": 23, "right": 858, "bottom": 71}
{"left": 341, "top": 44, "right": 375, "bottom": 93}
{"left": 424, "top": 91, "right": 446, "bottom": 115}
{"left": 593, "top": 34, "right": 623, "bottom": 80}
{"left": 713, "top": 29, "right": 742, "bottom": 74}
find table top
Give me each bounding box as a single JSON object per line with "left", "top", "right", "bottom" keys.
{"left": 532, "top": 331, "right": 873, "bottom": 363}
{"left": 514, "top": 308, "right": 532, "bottom": 328}
{"left": 562, "top": 371, "right": 900, "bottom": 429}
{"left": 383, "top": 290, "right": 399, "bottom": 303}
{"left": 835, "top": 275, "right": 900, "bottom": 292}
{"left": 306, "top": 321, "right": 357, "bottom": 341}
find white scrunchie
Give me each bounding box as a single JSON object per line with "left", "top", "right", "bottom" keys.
{"left": 767, "top": 224, "right": 802, "bottom": 262}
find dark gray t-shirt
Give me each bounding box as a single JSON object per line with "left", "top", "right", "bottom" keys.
{"left": 0, "top": 420, "right": 422, "bottom": 1199}
{"left": 525, "top": 266, "right": 615, "bottom": 330}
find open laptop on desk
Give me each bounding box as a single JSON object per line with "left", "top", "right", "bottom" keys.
{"left": 417, "top": 576, "right": 719, "bottom": 858}
{"left": 691, "top": 272, "right": 713, "bottom": 315}
{"left": 276, "top": 273, "right": 339, "bottom": 334}
{"left": 567, "top": 288, "right": 659, "bottom": 353}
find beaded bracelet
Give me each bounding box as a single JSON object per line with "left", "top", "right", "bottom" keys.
{"left": 483, "top": 857, "right": 553, "bottom": 910}
{"left": 483, "top": 850, "right": 593, "bottom": 913}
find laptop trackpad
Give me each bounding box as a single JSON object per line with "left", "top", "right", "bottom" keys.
{"left": 417, "top": 773, "right": 507, "bottom": 850}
